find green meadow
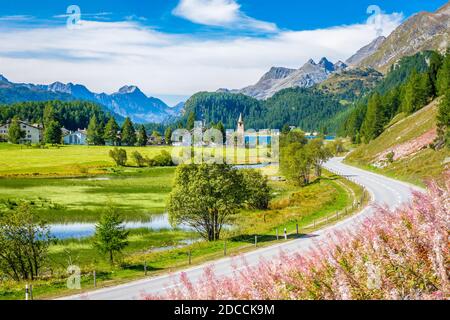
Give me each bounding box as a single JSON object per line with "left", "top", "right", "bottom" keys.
{"left": 0, "top": 143, "right": 366, "bottom": 299}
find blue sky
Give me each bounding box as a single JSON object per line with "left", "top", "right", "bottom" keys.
{"left": 0, "top": 0, "right": 447, "bottom": 105}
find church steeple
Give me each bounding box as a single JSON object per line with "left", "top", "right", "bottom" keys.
{"left": 237, "top": 113, "right": 244, "bottom": 136}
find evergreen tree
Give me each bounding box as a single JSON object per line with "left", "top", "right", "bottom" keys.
{"left": 44, "top": 120, "right": 62, "bottom": 145}
{"left": 93, "top": 205, "right": 129, "bottom": 264}
{"left": 136, "top": 125, "right": 148, "bottom": 146}
{"left": 215, "top": 121, "right": 226, "bottom": 139}
{"left": 164, "top": 127, "right": 173, "bottom": 145}
{"left": 186, "top": 111, "right": 196, "bottom": 130}
{"left": 436, "top": 50, "right": 450, "bottom": 96}
{"left": 43, "top": 103, "right": 57, "bottom": 126}
{"left": 7, "top": 117, "right": 25, "bottom": 144}
{"left": 87, "top": 114, "right": 104, "bottom": 145}
{"left": 436, "top": 88, "right": 450, "bottom": 149}
{"left": 104, "top": 116, "right": 120, "bottom": 146}
{"left": 121, "top": 117, "right": 136, "bottom": 146}
{"left": 361, "top": 93, "right": 384, "bottom": 142}
{"left": 427, "top": 51, "right": 443, "bottom": 97}
{"left": 402, "top": 70, "right": 429, "bottom": 114}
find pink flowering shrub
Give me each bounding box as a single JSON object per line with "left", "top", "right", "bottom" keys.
{"left": 148, "top": 176, "right": 449, "bottom": 300}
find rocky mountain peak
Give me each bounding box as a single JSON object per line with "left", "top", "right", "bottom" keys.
{"left": 117, "top": 85, "right": 142, "bottom": 95}
{"left": 0, "top": 74, "right": 9, "bottom": 83}
{"left": 260, "top": 67, "right": 296, "bottom": 81}
{"left": 318, "top": 57, "right": 334, "bottom": 71}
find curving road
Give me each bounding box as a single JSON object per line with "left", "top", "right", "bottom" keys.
{"left": 60, "top": 157, "right": 422, "bottom": 300}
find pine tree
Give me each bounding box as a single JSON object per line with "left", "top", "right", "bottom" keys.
{"left": 43, "top": 103, "right": 57, "bottom": 126}
{"left": 93, "top": 205, "right": 129, "bottom": 264}
{"left": 436, "top": 50, "right": 450, "bottom": 96}
{"left": 436, "top": 88, "right": 450, "bottom": 149}
{"left": 360, "top": 94, "right": 384, "bottom": 142}
{"left": 186, "top": 111, "right": 195, "bottom": 130}
{"left": 7, "top": 118, "right": 25, "bottom": 144}
{"left": 121, "top": 117, "right": 136, "bottom": 146}
{"left": 136, "top": 125, "right": 148, "bottom": 146}
{"left": 104, "top": 116, "right": 120, "bottom": 146}
{"left": 44, "top": 120, "right": 62, "bottom": 145}
{"left": 87, "top": 114, "right": 104, "bottom": 145}
{"left": 164, "top": 127, "right": 173, "bottom": 145}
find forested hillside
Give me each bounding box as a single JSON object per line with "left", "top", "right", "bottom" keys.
{"left": 340, "top": 50, "right": 450, "bottom": 144}
{"left": 182, "top": 88, "right": 345, "bottom": 133}
{"left": 0, "top": 101, "right": 117, "bottom": 131}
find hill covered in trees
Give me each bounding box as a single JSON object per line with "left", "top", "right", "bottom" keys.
{"left": 181, "top": 88, "right": 345, "bottom": 133}
{"left": 339, "top": 50, "right": 450, "bottom": 144}
{"left": 0, "top": 100, "right": 119, "bottom": 131}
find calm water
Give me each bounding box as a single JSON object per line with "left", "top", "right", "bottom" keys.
{"left": 50, "top": 213, "right": 188, "bottom": 240}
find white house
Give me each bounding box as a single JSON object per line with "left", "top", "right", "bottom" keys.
{"left": 0, "top": 120, "right": 43, "bottom": 144}
{"left": 63, "top": 129, "right": 88, "bottom": 145}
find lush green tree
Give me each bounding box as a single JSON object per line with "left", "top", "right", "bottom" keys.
{"left": 186, "top": 111, "right": 196, "bottom": 130}
{"left": 104, "top": 116, "right": 120, "bottom": 146}
{"left": 87, "top": 114, "right": 105, "bottom": 145}
{"left": 281, "top": 124, "right": 291, "bottom": 134}
{"left": 215, "top": 121, "right": 226, "bottom": 140}
{"left": 93, "top": 205, "right": 129, "bottom": 264}
{"left": 7, "top": 117, "right": 25, "bottom": 144}
{"left": 164, "top": 127, "right": 173, "bottom": 145}
{"left": 168, "top": 164, "right": 245, "bottom": 241}
{"left": 308, "top": 139, "right": 332, "bottom": 177}
{"left": 282, "top": 128, "right": 308, "bottom": 147}
{"left": 361, "top": 93, "right": 385, "bottom": 142}
{"left": 0, "top": 204, "right": 52, "bottom": 281}
{"left": 43, "top": 103, "right": 57, "bottom": 126}
{"left": 241, "top": 169, "right": 272, "bottom": 210}
{"left": 109, "top": 148, "right": 127, "bottom": 166}
{"left": 435, "top": 89, "right": 450, "bottom": 149}
{"left": 436, "top": 50, "right": 450, "bottom": 96}
{"left": 150, "top": 130, "right": 162, "bottom": 145}
{"left": 402, "top": 70, "right": 432, "bottom": 114}
{"left": 137, "top": 125, "right": 148, "bottom": 146}
{"left": 427, "top": 51, "right": 443, "bottom": 97}
{"left": 131, "top": 151, "right": 146, "bottom": 167}
{"left": 121, "top": 117, "right": 136, "bottom": 146}
{"left": 44, "top": 120, "right": 62, "bottom": 145}
{"left": 148, "top": 150, "right": 174, "bottom": 167}
{"left": 281, "top": 142, "right": 313, "bottom": 186}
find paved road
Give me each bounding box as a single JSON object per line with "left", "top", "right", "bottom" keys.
{"left": 60, "top": 157, "right": 422, "bottom": 300}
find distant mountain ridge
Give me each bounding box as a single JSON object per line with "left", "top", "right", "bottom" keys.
{"left": 357, "top": 2, "right": 450, "bottom": 71}
{"left": 220, "top": 57, "right": 348, "bottom": 100}
{"left": 0, "top": 75, "right": 180, "bottom": 123}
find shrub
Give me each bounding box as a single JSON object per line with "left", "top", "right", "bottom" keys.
{"left": 109, "top": 148, "right": 127, "bottom": 166}
{"left": 148, "top": 150, "right": 174, "bottom": 167}
{"left": 131, "top": 151, "right": 146, "bottom": 167}
{"left": 149, "top": 177, "right": 449, "bottom": 300}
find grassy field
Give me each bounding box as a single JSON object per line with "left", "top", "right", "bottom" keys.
{"left": 0, "top": 167, "right": 175, "bottom": 222}
{"left": 0, "top": 169, "right": 365, "bottom": 300}
{"left": 0, "top": 144, "right": 172, "bottom": 177}
{"left": 345, "top": 100, "right": 449, "bottom": 186}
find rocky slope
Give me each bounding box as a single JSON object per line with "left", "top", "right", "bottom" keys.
{"left": 223, "top": 57, "right": 348, "bottom": 100}
{"left": 346, "top": 36, "right": 386, "bottom": 66}
{"left": 358, "top": 2, "right": 450, "bottom": 72}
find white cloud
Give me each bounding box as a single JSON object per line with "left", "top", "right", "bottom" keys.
{"left": 0, "top": 15, "right": 34, "bottom": 21}
{"left": 0, "top": 12, "right": 403, "bottom": 97}
{"left": 172, "top": 0, "right": 278, "bottom": 32}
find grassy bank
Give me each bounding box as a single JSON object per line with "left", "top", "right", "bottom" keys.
{"left": 345, "top": 100, "right": 449, "bottom": 186}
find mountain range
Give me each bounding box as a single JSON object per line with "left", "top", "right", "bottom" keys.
{"left": 0, "top": 76, "right": 179, "bottom": 123}
{"left": 218, "top": 57, "right": 348, "bottom": 100}
{"left": 0, "top": 2, "right": 448, "bottom": 125}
